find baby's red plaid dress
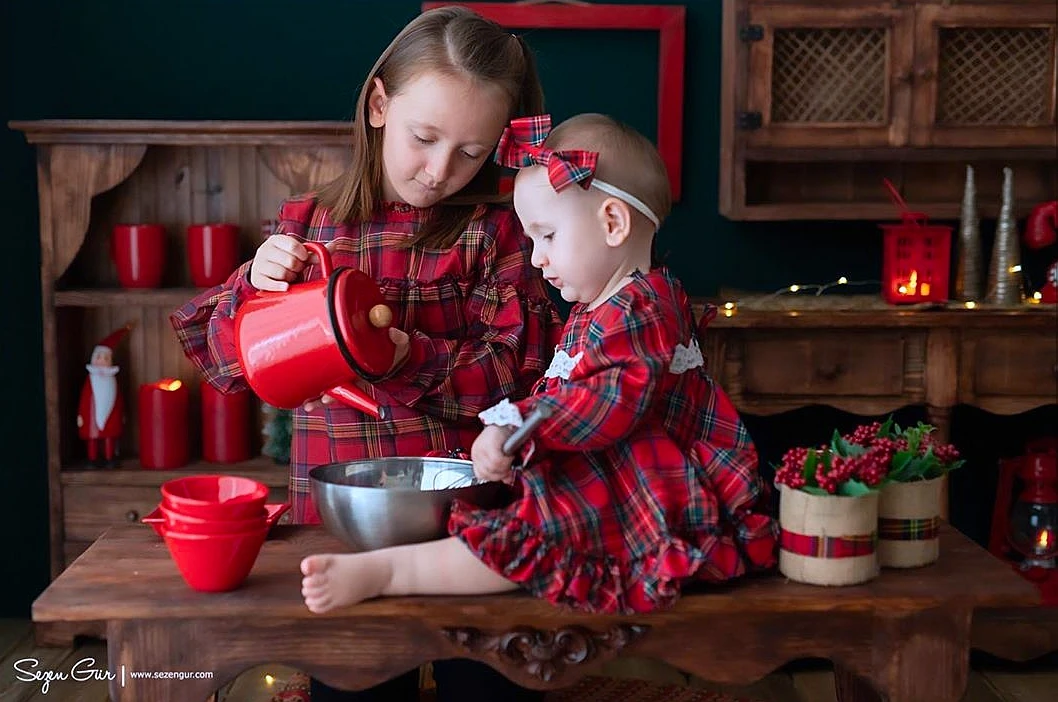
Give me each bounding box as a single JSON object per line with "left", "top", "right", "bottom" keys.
{"left": 449, "top": 268, "right": 778, "bottom": 613}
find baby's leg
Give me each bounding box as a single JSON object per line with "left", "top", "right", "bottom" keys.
{"left": 301, "top": 536, "right": 517, "bottom": 613}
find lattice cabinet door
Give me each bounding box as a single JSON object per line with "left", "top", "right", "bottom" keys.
{"left": 911, "top": 3, "right": 1057, "bottom": 147}
{"left": 740, "top": 3, "right": 915, "bottom": 149}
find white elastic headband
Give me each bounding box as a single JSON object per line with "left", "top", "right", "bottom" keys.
{"left": 589, "top": 179, "right": 661, "bottom": 230}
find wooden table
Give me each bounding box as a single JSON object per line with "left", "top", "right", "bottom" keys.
{"left": 32, "top": 524, "right": 1038, "bottom": 702}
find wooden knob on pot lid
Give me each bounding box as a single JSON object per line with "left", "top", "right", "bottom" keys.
{"left": 368, "top": 304, "right": 393, "bottom": 328}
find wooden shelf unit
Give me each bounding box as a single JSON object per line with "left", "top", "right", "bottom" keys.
{"left": 720, "top": 0, "right": 1058, "bottom": 220}
{"left": 10, "top": 120, "right": 351, "bottom": 576}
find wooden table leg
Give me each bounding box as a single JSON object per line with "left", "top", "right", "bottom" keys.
{"left": 107, "top": 619, "right": 226, "bottom": 702}
{"left": 833, "top": 666, "right": 883, "bottom": 702}
{"left": 833, "top": 607, "right": 972, "bottom": 702}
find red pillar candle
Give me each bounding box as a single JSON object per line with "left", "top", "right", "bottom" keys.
{"left": 139, "top": 379, "right": 189, "bottom": 469}
{"left": 201, "top": 383, "right": 252, "bottom": 464}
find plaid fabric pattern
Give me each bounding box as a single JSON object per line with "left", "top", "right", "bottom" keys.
{"left": 494, "top": 114, "right": 598, "bottom": 192}
{"left": 878, "top": 516, "right": 941, "bottom": 541}
{"left": 780, "top": 529, "right": 878, "bottom": 558}
{"left": 171, "top": 195, "right": 562, "bottom": 523}
{"left": 450, "top": 268, "right": 778, "bottom": 614}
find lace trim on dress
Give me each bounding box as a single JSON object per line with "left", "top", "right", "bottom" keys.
{"left": 478, "top": 398, "right": 524, "bottom": 427}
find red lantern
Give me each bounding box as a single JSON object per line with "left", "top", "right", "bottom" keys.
{"left": 879, "top": 179, "right": 952, "bottom": 305}
{"left": 989, "top": 439, "right": 1058, "bottom": 606}
{"left": 880, "top": 212, "right": 952, "bottom": 305}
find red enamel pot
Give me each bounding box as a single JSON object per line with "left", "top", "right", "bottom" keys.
{"left": 234, "top": 242, "right": 396, "bottom": 418}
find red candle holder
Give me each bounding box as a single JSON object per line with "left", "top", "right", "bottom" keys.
{"left": 139, "top": 379, "right": 189, "bottom": 470}
{"left": 880, "top": 212, "right": 952, "bottom": 305}
{"left": 201, "top": 383, "right": 252, "bottom": 464}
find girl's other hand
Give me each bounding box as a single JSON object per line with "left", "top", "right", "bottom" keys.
{"left": 471, "top": 424, "right": 517, "bottom": 484}
{"left": 387, "top": 327, "right": 411, "bottom": 374}
{"left": 249, "top": 235, "right": 329, "bottom": 291}
{"left": 302, "top": 327, "right": 409, "bottom": 412}
{"left": 301, "top": 394, "right": 334, "bottom": 413}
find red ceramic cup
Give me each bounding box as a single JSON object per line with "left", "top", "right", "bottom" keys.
{"left": 111, "top": 224, "right": 166, "bottom": 288}
{"left": 187, "top": 223, "right": 240, "bottom": 287}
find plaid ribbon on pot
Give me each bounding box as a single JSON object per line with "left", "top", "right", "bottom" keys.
{"left": 780, "top": 528, "right": 877, "bottom": 559}
{"left": 878, "top": 516, "right": 941, "bottom": 541}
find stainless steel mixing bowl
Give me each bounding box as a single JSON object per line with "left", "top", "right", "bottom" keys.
{"left": 309, "top": 457, "right": 511, "bottom": 551}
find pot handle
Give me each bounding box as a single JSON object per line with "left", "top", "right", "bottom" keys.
{"left": 502, "top": 404, "right": 553, "bottom": 456}
{"left": 326, "top": 382, "right": 388, "bottom": 420}
{"left": 303, "top": 241, "right": 334, "bottom": 277}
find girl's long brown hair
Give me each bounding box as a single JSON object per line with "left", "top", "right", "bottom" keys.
{"left": 318, "top": 7, "right": 544, "bottom": 249}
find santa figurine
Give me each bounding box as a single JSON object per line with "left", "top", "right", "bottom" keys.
{"left": 77, "top": 325, "right": 132, "bottom": 467}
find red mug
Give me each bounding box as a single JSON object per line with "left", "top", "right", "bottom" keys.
{"left": 187, "top": 223, "right": 240, "bottom": 287}
{"left": 111, "top": 224, "right": 165, "bottom": 288}
{"left": 234, "top": 242, "right": 396, "bottom": 418}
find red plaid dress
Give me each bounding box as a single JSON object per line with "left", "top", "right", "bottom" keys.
{"left": 449, "top": 267, "right": 778, "bottom": 614}
{"left": 171, "top": 195, "right": 561, "bottom": 523}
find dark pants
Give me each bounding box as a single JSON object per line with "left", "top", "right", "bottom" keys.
{"left": 309, "top": 659, "right": 545, "bottom": 702}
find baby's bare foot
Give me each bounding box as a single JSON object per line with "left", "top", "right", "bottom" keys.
{"left": 300, "top": 553, "right": 389, "bottom": 613}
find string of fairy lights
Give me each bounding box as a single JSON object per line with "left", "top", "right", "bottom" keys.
{"left": 719, "top": 271, "right": 1046, "bottom": 317}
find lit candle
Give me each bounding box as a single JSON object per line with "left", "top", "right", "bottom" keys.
{"left": 1038, "top": 528, "right": 1052, "bottom": 553}
{"left": 139, "top": 379, "right": 189, "bottom": 469}
{"left": 201, "top": 383, "right": 252, "bottom": 464}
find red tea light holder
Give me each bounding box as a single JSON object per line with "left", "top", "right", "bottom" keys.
{"left": 879, "top": 179, "right": 952, "bottom": 305}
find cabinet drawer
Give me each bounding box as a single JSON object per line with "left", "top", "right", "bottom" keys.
{"left": 63, "top": 484, "right": 291, "bottom": 542}
{"left": 63, "top": 485, "right": 168, "bottom": 542}
{"left": 972, "top": 336, "right": 1058, "bottom": 397}
{"left": 741, "top": 332, "right": 906, "bottom": 397}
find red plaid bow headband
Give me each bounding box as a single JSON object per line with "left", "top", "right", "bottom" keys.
{"left": 495, "top": 115, "right": 597, "bottom": 191}
{"left": 495, "top": 115, "right": 661, "bottom": 229}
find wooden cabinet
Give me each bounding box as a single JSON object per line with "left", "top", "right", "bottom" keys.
{"left": 696, "top": 298, "right": 1057, "bottom": 446}
{"left": 912, "top": 2, "right": 1057, "bottom": 148}
{"left": 9, "top": 120, "right": 346, "bottom": 576}
{"left": 721, "top": 0, "right": 1058, "bottom": 220}
{"left": 742, "top": 3, "right": 916, "bottom": 150}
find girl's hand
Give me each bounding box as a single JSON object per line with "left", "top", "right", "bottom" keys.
{"left": 250, "top": 235, "right": 329, "bottom": 291}
{"left": 471, "top": 424, "right": 517, "bottom": 484}
{"left": 387, "top": 327, "right": 411, "bottom": 374}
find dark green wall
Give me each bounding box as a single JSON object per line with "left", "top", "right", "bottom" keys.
{"left": 2, "top": 0, "right": 889, "bottom": 615}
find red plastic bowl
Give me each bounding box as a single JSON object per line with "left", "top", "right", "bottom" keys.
{"left": 142, "top": 503, "right": 289, "bottom": 538}
{"left": 161, "top": 474, "right": 268, "bottom": 520}
{"left": 162, "top": 524, "right": 268, "bottom": 592}
{"left": 159, "top": 503, "right": 266, "bottom": 535}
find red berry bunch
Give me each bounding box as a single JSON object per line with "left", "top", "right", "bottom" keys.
{"left": 774, "top": 446, "right": 809, "bottom": 490}
{"left": 814, "top": 454, "right": 856, "bottom": 494}
{"left": 844, "top": 421, "right": 883, "bottom": 446}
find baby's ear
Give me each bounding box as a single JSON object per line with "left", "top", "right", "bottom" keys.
{"left": 597, "top": 197, "right": 633, "bottom": 247}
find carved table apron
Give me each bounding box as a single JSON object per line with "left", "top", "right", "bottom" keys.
{"left": 31, "top": 525, "right": 1038, "bottom": 702}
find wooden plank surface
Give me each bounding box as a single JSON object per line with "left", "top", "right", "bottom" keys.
{"left": 32, "top": 524, "right": 1038, "bottom": 623}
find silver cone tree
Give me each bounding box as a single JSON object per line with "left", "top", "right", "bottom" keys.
{"left": 954, "top": 165, "right": 983, "bottom": 301}
{"left": 985, "top": 167, "right": 1024, "bottom": 305}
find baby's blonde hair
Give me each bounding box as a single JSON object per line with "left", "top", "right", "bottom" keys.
{"left": 544, "top": 113, "right": 672, "bottom": 229}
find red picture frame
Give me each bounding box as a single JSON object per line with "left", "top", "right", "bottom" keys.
{"left": 422, "top": 2, "right": 686, "bottom": 200}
